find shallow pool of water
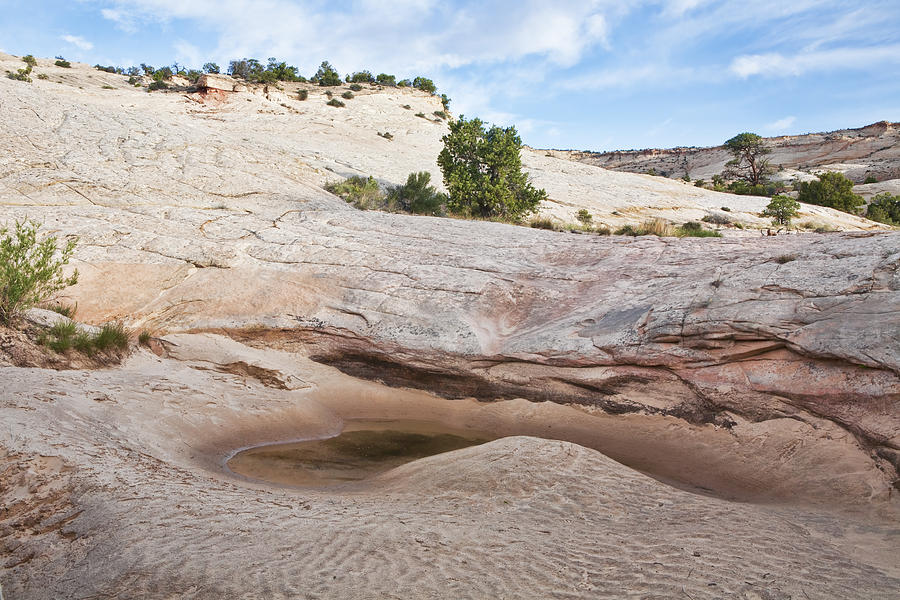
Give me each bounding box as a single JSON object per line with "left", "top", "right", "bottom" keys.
{"left": 226, "top": 419, "right": 495, "bottom": 487}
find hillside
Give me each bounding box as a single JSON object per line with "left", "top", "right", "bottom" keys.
{"left": 0, "top": 52, "right": 886, "bottom": 233}
{"left": 547, "top": 121, "right": 900, "bottom": 199}
{"left": 1, "top": 54, "right": 899, "bottom": 599}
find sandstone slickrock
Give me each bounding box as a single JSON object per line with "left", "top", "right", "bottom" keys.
{"left": 1, "top": 54, "right": 899, "bottom": 599}
{"left": 550, "top": 121, "right": 900, "bottom": 185}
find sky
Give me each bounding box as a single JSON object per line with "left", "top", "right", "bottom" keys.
{"left": 1, "top": 0, "right": 899, "bottom": 151}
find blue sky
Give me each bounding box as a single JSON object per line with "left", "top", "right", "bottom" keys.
{"left": 2, "top": 0, "right": 899, "bottom": 151}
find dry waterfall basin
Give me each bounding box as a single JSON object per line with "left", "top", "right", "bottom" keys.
{"left": 1, "top": 54, "right": 899, "bottom": 599}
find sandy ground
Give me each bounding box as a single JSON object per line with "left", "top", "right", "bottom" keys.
{"left": 2, "top": 334, "right": 898, "bottom": 599}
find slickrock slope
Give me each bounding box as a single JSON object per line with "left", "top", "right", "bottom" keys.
{"left": 0, "top": 52, "right": 885, "bottom": 231}
{"left": 548, "top": 121, "right": 900, "bottom": 187}
{"left": 1, "top": 55, "right": 899, "bottom": 598}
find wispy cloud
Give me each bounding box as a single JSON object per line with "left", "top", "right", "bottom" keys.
{"left": 730, "top": 44, "right": 900, "bottom": 78}
{"left": 61, "top": 34, "right": 93, "bottom": 51}
{"left": 764, "top": 116, "right": 796, "bottom": 132}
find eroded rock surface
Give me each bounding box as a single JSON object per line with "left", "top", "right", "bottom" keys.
{"left": 1, "top": 55, "right": 898, "bottom": 598}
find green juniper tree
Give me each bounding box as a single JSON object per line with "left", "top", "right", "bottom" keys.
{"left": 437, "top": 116, "right": 546, "bottom": 220}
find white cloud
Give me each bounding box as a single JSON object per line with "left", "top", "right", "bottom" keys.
{"left": 101, "top": 8, "right": 138, "bottom": 33}
{"left": 61, "top": 35, "right": 94, "bottom": 51}
{"left": 173, "top": 40, "right": 203, "bottom": 68}
{"left": 94, "top": 1, "right": 614, "bottom": 72}
{"left": 764, "top": 116, "right": 796, "bottom": 132}
{"left": 730, "top": 45, "right": 900, "bottom": 78}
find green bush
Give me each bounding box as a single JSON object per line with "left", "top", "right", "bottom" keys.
{"left": 762, "top": 194, "right": 800, "bottom": 226}
{"left": 349, "top": 83, "right": 362, "bottom": 91}
{"left": 139, "top": 330, "right": 152, "bottom": 346}
{"left": 375, "top": 73, "right": 396, "bottom": 86}
{"left": 348, "top": 71, "right": 375, "bottom": 83}
{"left": 676, "top": 223, "right": 722, "bottom": 237}
{"left": 297, "top": 89, "right": 308, "bottom": 101}
{"left": 341, "top": 91, "right": 354, "bottom": 99}
{"left": 377, "top": 131, "right": 393, "bottom": 140}
{"left": 438, "top": 116, "right": 546, "bottom": 221}
{"left": 701, "top": 212, "right": 732, "bottom": 225}
{"left": 37, "top": 73, "right": 48, "bottom": 80}
{"left": 529, "top": 217, "right": 555, "bottom": 230}
{"left": 41, "top": 320, "right": 130, "bottom": 354}
{"left": 614, "top": 225, "right": 639, "bottom": 236}
{"left": 865, "top": 192, "right": 900, "bottom": 225}
{"left": 94, "top": 322, "right": 129, "bottom": 351}
{"left": 576, "top": 209, "right": 593, "bottom": 226}
{"left": 54, "top": 57, "right": 71, "bottom": 68}
{"left": 326, "top": 176, "right": 385, "bottom": 210}
{"left": 22, "top": 55, "right": 37, "bottom": 67}
{"left": 0, "top": 221, "right": 78, "bottom": 325}
{"left": 46, "top": 302, "right": 76, "bottom": 318}
{"left": 7, "top": 65, "right": 32, "bottom": 82}
{"left": 863, "top": 176, "right": 878, "bottom": 184}
{"left": 796, "top": 172, "right": 863, "bottom": 213}
{"left": 387, "top": 172, "right": 446, "bottom": 215}
{"left": 44, "top": 321, "right": 77, "bottom": 352}
{"left": 313, "top": 61, "right": 342, "bottom": 86}
{"left": 433, "top": 110, "right": 448, "bottom": 119}
{"left": 412, "top": 76, "right": 436, "bottom": 94}
{"left": 148, "top": 80, "right": 168, "bottom": 91}
{"left": 326, "top": 98, "right": 345, "bottom": 107}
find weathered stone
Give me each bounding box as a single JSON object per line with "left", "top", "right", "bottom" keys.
{"left": 196, "top": 73, "right": 236, "bottom": 92}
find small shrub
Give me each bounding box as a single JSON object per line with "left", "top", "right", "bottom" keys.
{"left": 865, "top": 192, "right": 900, "bottom": 225}
{"left": 47, "top": 302, "right": 77, "bottom": 318}
{"left": 796, "top": 172, "right": 863, "bottom": 214}
{"left": 325, "top": 176, "right": 384, "bottom": 210}
{"left": 863, "top": 176, "right": 878, "bottom": 184}
{"left": 0, "top": 221, "right": 78, "bottom": 325}
{"left": 297, "top": 89, "right": 308, "bottom": 101}
{"left": 676, "top": 223, "right": 722, "bottom": 237}
{"left": 349, "top": 83, "right": 362, "bottom": 92}
{"left": 529, "top": 217, "right": 555, "bottom": 230}
{"left": 720, "top": 206, "right": 731, "bottom": 212}
{"left": 378, "top": 132, "right": 393, "bottom": 140}
{"left": 415, "top": 112, "right": 426, "bottom": 118}
{"left": 138, "top": 330, "right": 151, "bottom": 346}
{"left": 694, "top": 179, "right": 706, "bottom": 187}
{"left": 93, "top": 322, "right": 129, "bottom": 351}
{"left": 37, "top": 73, "right": 48, "bottom": 80}
{"left": 433, "top": 110, "right": 448, "bottom": 119}
{"left": 72, "top": 330, "right": 95, "bottom": 354}
{"left": 762, "top": 194, "right": 800, "bottom": 226}
{"left": 325, "top": 90, "right": 333, "bottom": 98}
{"left": 22, "top": 55, "right": 37, "bottom": 67}
{"left": 7, "top": 66, "right": 33, "bottom": 82}
{"left": 575, "top": 209, "right": 593, "bottom": 226}
{"left": 387, "top": 172, "right": 446, "bottom": 215}
{"left": 615, "top": 225, "right": 639, "bottom": 236}
{"left": 775, "top": 254, "right": 797, "bottom": 264}
{"left": 44, "top": 321, "right": 77, "bottom": 353}
{"left": 402, "top": 104, "right": 411, "bottom": 110}
{"left": 94, "top": 64, "right": 118, "bottom": 73}
{"left": 341, "top": 91, "right": 354, "bottom": 99}
{"left": 101, "top": 85, "right": 115, "bottom": 90}
{"left": 594, "top": 226, "right": 611, "bottom": 235}
{"left": 326, "top": 98, "right": 345, "bottom": 108}
{"left": 640, "top": 218, "right": 674, "bottom": 237}
{"left": 701, "top": 212, "right": 732, "bottom": 225}
{"left": 148, "top": 80, "right": 168, "bottom": 91}
{"left": 54, "top": 57, "right": 71, "bottom": 68}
